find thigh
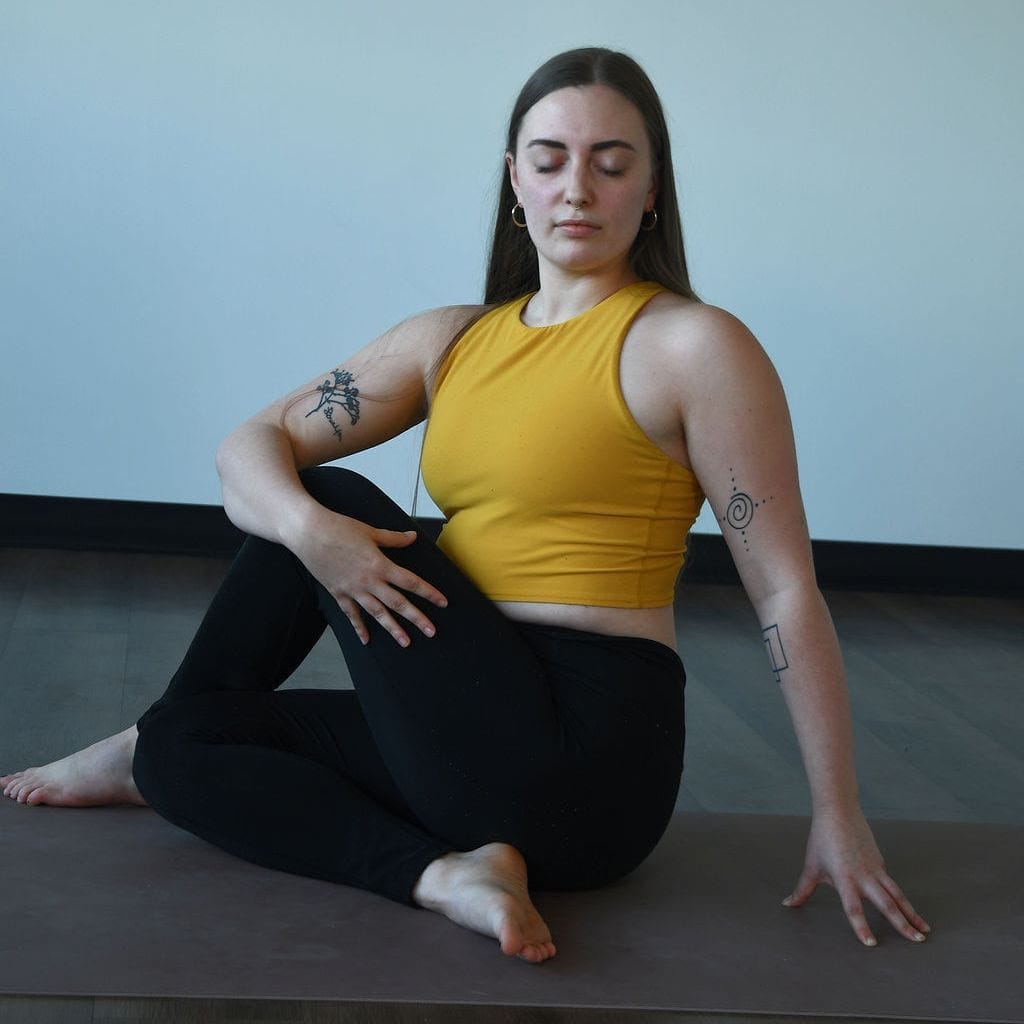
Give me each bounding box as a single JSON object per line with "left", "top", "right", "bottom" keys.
{"left": 301, "top": 469, "right": 564, "bottom": 802}
{"left": 511, "top": 623, "right": 686, "bottom": 889}
{"left": 144, "top": 687, "right": 422, "bottom": 826}
{"left": 142, "top": 536, "right": 330, "bottom": 722}
{"left": 133, "top": 687, "right": 452, "bottom": 901}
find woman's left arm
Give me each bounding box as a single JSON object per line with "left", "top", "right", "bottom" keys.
{"left": 673, "top": 305, "right": 930, "bottom": 947}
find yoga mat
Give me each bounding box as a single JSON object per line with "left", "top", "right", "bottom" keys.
{"left": 1, "top": 798, "right": 1020, "bottom": 1022}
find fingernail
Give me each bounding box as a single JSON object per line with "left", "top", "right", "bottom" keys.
{"left": 863, "top": 937, "right": 877, "bottom": 947}
{"left": 424, "top": 626, "right": 435, "bottom": 637}
{"left": 913, "top": 932, "right": 926, "bottom": 942}
{"left": 781, "top": 896, "right": 793, "bottom": 907}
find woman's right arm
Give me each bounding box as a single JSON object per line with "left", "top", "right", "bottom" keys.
{"left": 215, "top": 305, "right": 478, "bottom": 645}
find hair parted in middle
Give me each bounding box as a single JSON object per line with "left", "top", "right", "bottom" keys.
{"left": 484, "top": 46, "right": 700, "bottom": 306}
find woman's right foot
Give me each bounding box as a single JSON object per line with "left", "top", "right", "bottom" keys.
{"left": 1, "top": 725, "right": 145, "bottom": 807}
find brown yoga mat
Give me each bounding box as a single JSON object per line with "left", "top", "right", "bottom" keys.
{"left": 0, "top": 798, "right": 1020, "bottom": 1021}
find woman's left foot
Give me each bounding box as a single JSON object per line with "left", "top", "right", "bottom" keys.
{"left": 0, "top": 726, "right": 144, "bottom": 807}
{"left": 412, "top": 842, "right": 556, "bottom": 963}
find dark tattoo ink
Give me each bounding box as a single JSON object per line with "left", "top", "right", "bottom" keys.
{"left": 719, "top": 468, "right": 773, "bottom": 551}
{"left": 762, "top": 623, "right": 789, "bottom": 684}
{"left": 305, "top": 369, "right": 360, "bottom": 443}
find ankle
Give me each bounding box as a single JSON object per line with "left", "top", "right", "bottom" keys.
{"left": 412, "top": 852, "right": 457, "bottom": 909}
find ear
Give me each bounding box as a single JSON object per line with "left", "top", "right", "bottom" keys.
{"left": 645, "top": 172, "right": 659, "bottom": 213}
{"left": 505, "top": 151, "right": 520, "bottom": 200}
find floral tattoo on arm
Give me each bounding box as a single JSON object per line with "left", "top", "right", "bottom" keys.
{"left": 305, "top": 369, "right": 360, "bottom": 443}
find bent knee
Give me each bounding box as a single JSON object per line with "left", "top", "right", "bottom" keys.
{"left": 298, "top": 467, "right": 410, "bottom": 531}
{"left": 132, "top": 693, "right": 227, "bottom": 804}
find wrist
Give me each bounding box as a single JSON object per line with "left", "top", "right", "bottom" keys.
{"left": 277, "top": 491, "right": 328, "bottom": 552}
{"left": 810, "top": 785, "right": 862, "bottom": 822}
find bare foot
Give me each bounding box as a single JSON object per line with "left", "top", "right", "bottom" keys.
{"left": 1, "top": 726, "right": 145, "bottom": 807}
{"left": 413, "top": 842, "right": 556, "bottom": 963}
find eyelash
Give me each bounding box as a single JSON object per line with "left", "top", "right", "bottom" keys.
{"left": 535, "top": 166, "right": 625, "bottom": 177}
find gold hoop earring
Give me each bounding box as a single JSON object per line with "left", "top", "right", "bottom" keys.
{"left": 640, "top": 208, "right": 658, "bottom": 232}
{"left": 511, "top": 202, "right": 527, "bottom": 228}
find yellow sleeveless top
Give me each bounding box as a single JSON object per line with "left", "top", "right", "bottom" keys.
{"left": 421, "top": 281, "right": 704, "bottom": 608}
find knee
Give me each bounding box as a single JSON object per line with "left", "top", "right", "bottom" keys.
{"left": 132, "top": 696, "right": 212, "bottom": 808}
{"left": 298, "top": 467, "right": 408, "bottom": 530}
{"left": 132, "top": 702, "right": 181, "bottom": 801}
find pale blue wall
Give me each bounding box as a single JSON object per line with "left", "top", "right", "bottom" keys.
{"left": 2, "top": 0, "right": 1021, "bottom": 547}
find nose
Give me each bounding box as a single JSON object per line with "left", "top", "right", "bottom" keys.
{"left": 565, "top": 163, "right": 593, "bottom": 210}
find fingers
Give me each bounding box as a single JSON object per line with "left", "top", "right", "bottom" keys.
{"left": 782, "top": 868, "right": 818, "bottom": 908}
{"left": 781, "top": 866, "right": 881, "bottom": 947}
{"left": 880, "top": 875, "right": 931, "bottom": 935}
{"left": 837, "top": 885, "right": 879, "bottom": 947}
{"left": 783, "top": 867, "right": 930, "bottom": 948}
{"left": 371, "top": 530, "right": 449, "bottom": 608}
{"left": 373, "top": 528, "right": 419, "bottom": 549}
{"left": 862, "top": 876, "right": 929, "bottom": 943}
{"left": 342, "top": 590, "right": 419, "bottom": 649}
{"left": 386, "top": 561, "right": 449, "bottom": 610}
{"left": 834, "top": 875, "right": 928, "bottom": 948}
{"left": 344, "top": 574, "right": 448, "bottom": 648}
{"left": 358, "top": 593, "right": 421, "bottom": 648}
{"left": 327, "top": 527, "right": 449, "bottom": 646}
{"left": 337, "top": 597, "right": 370, "bottom": 646}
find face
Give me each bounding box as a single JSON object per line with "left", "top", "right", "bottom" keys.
{"left": 507, "top": 84, "right": 657, "bottom": 280}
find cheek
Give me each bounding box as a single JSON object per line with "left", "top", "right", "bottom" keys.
{"left": 520, "top": 177, "right": 559, "bottom": 204}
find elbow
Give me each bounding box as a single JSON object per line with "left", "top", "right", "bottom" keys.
{"left": 746, "top": 568, "right": 821, "bottom": 620}
{"left": 214, "top": 430, "right": 237, "bottom": 485}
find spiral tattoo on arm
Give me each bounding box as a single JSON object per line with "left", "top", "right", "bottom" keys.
{"left": 719, "top": 469, "right": 772, "bottom": 551}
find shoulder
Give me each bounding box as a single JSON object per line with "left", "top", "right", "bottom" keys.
{"left": 636, "top": 292, "right": 761, "bottom": 359}
{"left": 389, "top": 304, "right": 488, "bottom": 351}
{"left": 633, "top": 292, "right": 778, "bottom": 394}
{"left": 363, "top": 304, "right": 488, "bottom": 378}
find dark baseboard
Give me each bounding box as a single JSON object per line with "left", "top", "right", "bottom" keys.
{"left": 1, "top": 492, "right": 1020, "bottom": 596}
{"left": 1, "top": 493, "right": 248, "bottom": 560}
{"left": 680, "top": 532, "right": 1021, "bottom": 596}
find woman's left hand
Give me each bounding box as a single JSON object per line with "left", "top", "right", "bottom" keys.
{"left": 783, "top": 810, "right": 931, "bottom": 946}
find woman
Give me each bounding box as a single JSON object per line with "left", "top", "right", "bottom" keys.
{"left": 2, "top": 47, "right": 929, "bottom": 963}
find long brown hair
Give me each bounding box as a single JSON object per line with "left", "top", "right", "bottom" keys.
{"left": 484, "top": 47, "right": 700, "bottom": 306}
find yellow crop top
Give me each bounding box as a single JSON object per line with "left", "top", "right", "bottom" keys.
{"left": 421, "top": 281, "right": 705, "bottom": 608}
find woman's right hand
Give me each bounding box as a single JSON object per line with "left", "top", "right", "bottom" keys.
{"left": 290, "top": 506, "right": 448, "bottom": 647}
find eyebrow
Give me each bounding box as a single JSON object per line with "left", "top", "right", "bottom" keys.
{"left": 525, "top": 138, "right": 637, "bottom": 153}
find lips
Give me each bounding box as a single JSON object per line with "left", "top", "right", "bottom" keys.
{"left": 556, "top": 219, "right": 600, "bottom": 236}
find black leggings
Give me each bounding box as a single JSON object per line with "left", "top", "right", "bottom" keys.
{"left": 132, "top": 468, "right": 686, "bottom": 905}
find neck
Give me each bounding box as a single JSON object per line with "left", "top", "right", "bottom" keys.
{"left": 523, "top": 265, "right": 640, "bottom": 327}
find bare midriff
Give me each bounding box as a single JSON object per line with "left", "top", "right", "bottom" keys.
{"left": 494, "top": 600, "right": 678, "bottom": 652}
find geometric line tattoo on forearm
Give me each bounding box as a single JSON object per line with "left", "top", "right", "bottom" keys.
{"left": 762, "top": 623, "right": 789, "bottom": 684}
{"left": 304, "top": 369, "right": 360, "bottom": 443}
{"left": 719, "top": 468, "right": 773, "bottom": 551}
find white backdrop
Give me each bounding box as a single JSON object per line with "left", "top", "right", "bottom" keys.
{"left": 1, "top": 0, "right": 1021, "bottom": 548}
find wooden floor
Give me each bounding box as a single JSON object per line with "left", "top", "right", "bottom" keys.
{"left": 2, "top": 545, "right": 1021, "bottom": 826}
